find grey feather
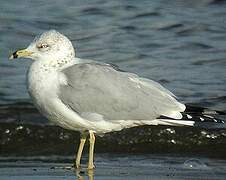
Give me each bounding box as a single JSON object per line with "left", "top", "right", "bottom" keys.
{"left": 59, "top": 63, "right": 185, "bottom": 121}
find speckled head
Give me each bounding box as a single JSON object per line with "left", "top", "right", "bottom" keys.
{"left": 10, "top": 30, "right": 76, "bottom": 66}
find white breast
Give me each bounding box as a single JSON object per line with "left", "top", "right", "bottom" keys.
{"left": 27, "top": 61, "right": 86, "bottom": 131}
{"left": 27, "top": 61, "right": 58, "bottom": 115}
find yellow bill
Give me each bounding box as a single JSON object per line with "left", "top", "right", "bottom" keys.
{"left": 9, "top": 49, "right": 33, "bottom": 60}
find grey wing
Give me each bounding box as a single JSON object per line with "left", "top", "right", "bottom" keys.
{"left": 59, "top": 63, "right": 185, "bottom": 121}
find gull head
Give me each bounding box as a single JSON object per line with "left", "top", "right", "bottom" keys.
{"left": 10, "top": 30, "right": 75, "bottom": 64}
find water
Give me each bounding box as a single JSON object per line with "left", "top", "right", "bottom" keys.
{"left": 1, "top": 155, "right": 226, "bottom": 180}
{"left": 1, "top": 0, "right": 226, "bottom": 179}
{"left": 1, "top": 0, "right": 226, "bottom": 109}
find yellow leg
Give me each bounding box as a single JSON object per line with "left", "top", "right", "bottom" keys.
{"left": 87, "top": 169, "right": 94, "bottom": 180}
{"left": 75, "top": 169, "right": 94, "bottom": 180}
{"left": 75, "top": 132, "right": 87, "bottom": 169}
{"left": 87, "top": 130, "right": 95, "bottom": 170}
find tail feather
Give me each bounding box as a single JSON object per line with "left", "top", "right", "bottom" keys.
{"left": 156, "top": 104, "right": 226, "bottom": 129}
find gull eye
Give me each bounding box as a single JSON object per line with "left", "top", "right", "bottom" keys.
{"left": 38, "top": 43, "right": 49, "bottom": 49}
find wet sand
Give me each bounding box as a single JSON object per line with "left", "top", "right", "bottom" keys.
{"left": 0, "top": 154, "right": 226, "bottom": 180}
{"left": 1, "top": 122, "right": 226, "bottom": 158}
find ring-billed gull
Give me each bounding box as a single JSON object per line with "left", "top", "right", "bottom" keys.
{"left": 9, "top": 30, "right": 225, "bottom": 169}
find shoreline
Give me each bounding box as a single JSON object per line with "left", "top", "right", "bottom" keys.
{"left": 0, "top": 121, "right": 226, "bottom": 158}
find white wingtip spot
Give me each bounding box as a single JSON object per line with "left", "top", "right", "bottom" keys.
{"left": 180, "top": 103, "right": 186, "bottom": 112}
{"left": 200, "top": 117, "right": 205, "bottom": 121}
{"left": 186, "top": 114, "right": 192, "bottom": 119}
{"left": 162, "top": 111, "right": 183, "bottom": 120}
{"left": 203, "top": 115, "right": 214, "bottom": 119}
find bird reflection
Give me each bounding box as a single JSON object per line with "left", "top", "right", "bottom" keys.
{"left": 75, "top": 169, "right": 94, "bottom": 180}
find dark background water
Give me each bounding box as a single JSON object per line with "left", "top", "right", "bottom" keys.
{"left": 1, "top": 0, "right": 226, "bottom": 110}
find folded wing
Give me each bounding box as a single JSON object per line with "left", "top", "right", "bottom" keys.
{"left": 58, "top": 63, "right": 185, "bottom": 121}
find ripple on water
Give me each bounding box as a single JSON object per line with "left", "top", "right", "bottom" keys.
{"left": 183, "top": 159, "right": 210, "bottom": 170}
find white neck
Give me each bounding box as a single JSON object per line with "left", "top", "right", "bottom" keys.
{"left": 33, "top": 56, "right": 82, "bottom": 71}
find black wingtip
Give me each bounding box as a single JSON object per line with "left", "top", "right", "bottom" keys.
{"left": 185, "top": 104, "right": 226, "bottom": 115}
{"left": 12, "top": 51, "right": 18, "bottom": 58}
